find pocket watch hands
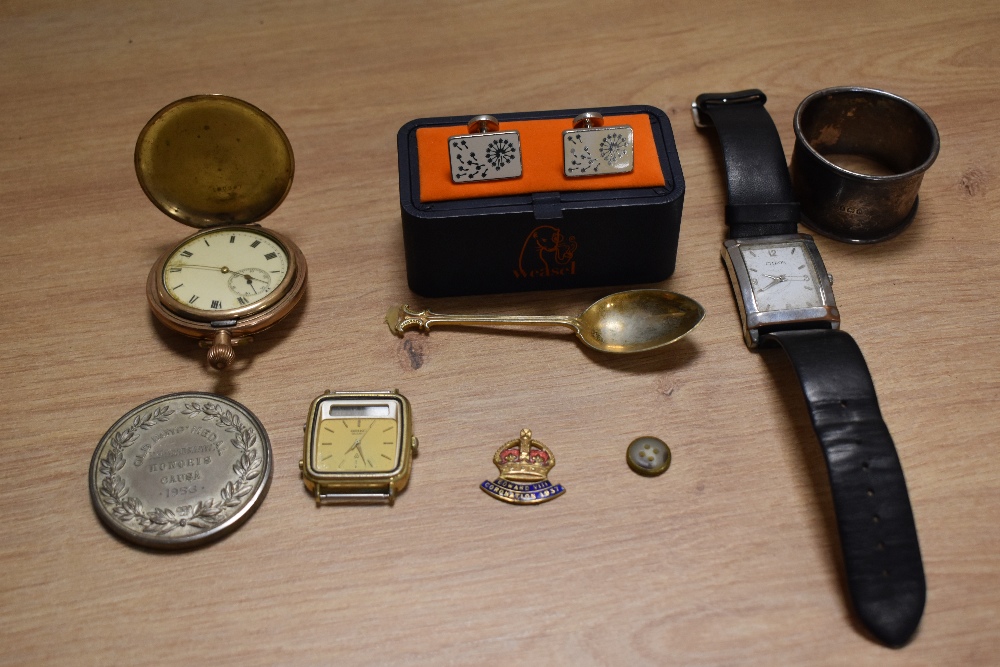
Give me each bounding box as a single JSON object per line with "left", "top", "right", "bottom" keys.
{"left": 167, "top": 262, "right": 230, "bottom": 272}
{"left": 168, "top": 263, "right": 269, "bottom": 283}
{"left": 232, "top": 269, "right": 268, "bottom": 285}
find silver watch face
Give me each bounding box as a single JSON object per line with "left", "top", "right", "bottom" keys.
{"left": 740, "top": 240, "right": 823, "bottom": 312}
{"left": 722, "top": 234, "right": 839, "bottom": 347}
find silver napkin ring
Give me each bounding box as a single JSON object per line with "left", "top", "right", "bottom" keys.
{"left": 791, "top": 87, "right": 939, "bottom": 243}
{"left": 449, "top": 115, "right": 522, "bottom": 183}
{"left": 563, "top": 112, "right": 634, "bottom": 177}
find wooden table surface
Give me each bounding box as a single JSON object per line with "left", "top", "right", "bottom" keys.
{"left": 3, "top": 1, "right": 998, "bottom": 664}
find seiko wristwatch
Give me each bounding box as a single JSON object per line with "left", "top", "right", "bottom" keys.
{"left": 300, "top": 390, "right": 418, "bottom": 505}
{"left": 693, "top": 90, "right": 925, "bottom": 647}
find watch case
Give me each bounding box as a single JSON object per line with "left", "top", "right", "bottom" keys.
{"left": 397, "top": 105, "right": 685, "bottom": 297}
{"left": 722, "top": 234, "right": 840, "bottom": 348}
{"left": 136, "top": 95, "right": 308, "bottom": 369}
{"left": 301, "top": 391, "right": 415, "bottom": 505}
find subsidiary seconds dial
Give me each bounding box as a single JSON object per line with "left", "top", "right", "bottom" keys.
{"left": 161, "top": 228, "right": 290, "bottom": 317}
{"left": 741, "top": 242, "right": 823, "bottom": 313}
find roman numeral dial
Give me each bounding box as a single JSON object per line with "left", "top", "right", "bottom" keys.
{"left": 162, "top": 228, "right": 290, "bottom": 314}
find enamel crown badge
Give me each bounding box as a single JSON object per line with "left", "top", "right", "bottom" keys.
{"left": 481, "top": 428, "right": 565, "bottom": 505}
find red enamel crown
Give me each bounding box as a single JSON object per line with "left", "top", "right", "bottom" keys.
{"left": 493, "top": 429, "right": 555, "bottom": 482}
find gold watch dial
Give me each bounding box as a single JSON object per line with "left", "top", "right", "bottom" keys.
{"left": 162, "top": 228, "right": 290, "bottom": 315}
{"left": 314, "top": 418, "right": 400, "bottom": 473}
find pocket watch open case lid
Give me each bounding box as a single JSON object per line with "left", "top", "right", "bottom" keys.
{"left": 135, "top": 95, "right": 307, "bottom": 370}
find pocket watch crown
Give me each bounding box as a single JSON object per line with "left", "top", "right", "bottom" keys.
{"left": 207, "top": 331, "right": 236, "bottom": 369}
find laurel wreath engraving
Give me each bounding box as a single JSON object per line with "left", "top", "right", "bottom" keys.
{"left": 98, "top": 401, "right": 263, "bottom": 536}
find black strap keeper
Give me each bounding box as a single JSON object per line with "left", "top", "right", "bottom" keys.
{"left": 726, "top": 202, "right": 801, "bottom": 226}
{"left": 693, "top": 89, "right": 799, "bottom": 239}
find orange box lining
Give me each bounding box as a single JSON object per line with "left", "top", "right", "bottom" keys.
{"left": 416, "top": 114, "right": 666, "bottom": 203}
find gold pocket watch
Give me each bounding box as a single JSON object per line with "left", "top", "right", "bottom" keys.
{"left": 136, "top": 95, "right": 307, "bottom": 369}
{"left": 300, "top": 390, "right": 418, "bottom": 505}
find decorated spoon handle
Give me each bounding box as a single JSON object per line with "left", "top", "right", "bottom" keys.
{"left": 385, "top": 305, "right": 578, "bottom": 336}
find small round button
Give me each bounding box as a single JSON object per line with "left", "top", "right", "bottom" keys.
{"left": 626, "top": 436, "right": 671, "bottom": 476}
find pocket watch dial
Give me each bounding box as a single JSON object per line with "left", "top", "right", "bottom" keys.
{"left": 741, "top": 241, "right": 823, "bottom": 313}
{"left": 163, "top": 228, "right": 289, "bottom": 313}
{"left": 314, "top": 418, "right": 400, "bottom": 473}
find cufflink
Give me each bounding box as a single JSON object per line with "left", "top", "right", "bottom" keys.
{"left": 563, "top": 112, "right": 634, "bottom": 177}
{"left": 449, "top": 115, "right": 522, "bottom": 183}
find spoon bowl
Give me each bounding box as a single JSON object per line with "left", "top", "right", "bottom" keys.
{"left": 575, "top": 290, "right": 705, "bottom": 353}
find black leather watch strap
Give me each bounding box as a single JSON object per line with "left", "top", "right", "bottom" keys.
{"left": 763, "top": 329, "right": 925, "bottom": 647}
{"left": 693, "top": 90, "right": 800, "bottom": 239}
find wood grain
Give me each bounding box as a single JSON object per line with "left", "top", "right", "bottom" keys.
{"left": 1, "top": 1, "right": 998, "bottom": 664}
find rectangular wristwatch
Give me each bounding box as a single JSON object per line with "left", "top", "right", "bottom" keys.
{"left": 694, "top": 89, "right": 925, "bottom": 648}
{"left": 722, "top": 233, "right": 839, "bottom": 348}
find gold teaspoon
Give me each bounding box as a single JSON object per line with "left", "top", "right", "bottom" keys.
{"left": 385, "top": 289, "right": 705, "bottom": 353}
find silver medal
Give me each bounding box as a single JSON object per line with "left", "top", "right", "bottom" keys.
{"left": 89, "top": 392, "right": 272, "bottom": 549}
